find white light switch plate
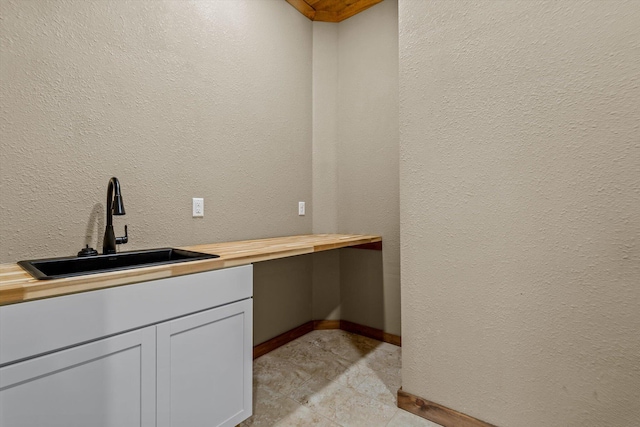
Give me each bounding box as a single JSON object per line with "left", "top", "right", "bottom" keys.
{"left": 298, "top": 201, "right": 305, "bottom": 216}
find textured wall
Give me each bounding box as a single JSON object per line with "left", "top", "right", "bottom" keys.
{"left": 0, "top": 0, "right": 312, "bottom": 262}
{"left": 312, "top": 23, "right": 339, "bottom": 235}
{"left": 311, "top": 23, "right": 342, "bottom": 322}
{"left": 337, "top": 0, "right": 400, "bottom": 335}
{"left": 253, "top": 254, "right": 313, "bottom": 345}
{"left": 399, "top": 1, "right": 640, "bottom": 426}
{"left": 309, "top": 1, "right": 400, "bottom": 334}
{"left": 0, "top": 0, "right": 314, "bottom": 347}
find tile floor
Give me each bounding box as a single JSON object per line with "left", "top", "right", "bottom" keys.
{"left": 240, "top": 329, "right": 439, "bottom": 427}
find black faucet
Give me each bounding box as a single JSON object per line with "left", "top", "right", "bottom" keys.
{"left": 103, "top": 177, "right": 128, "bottom": 254}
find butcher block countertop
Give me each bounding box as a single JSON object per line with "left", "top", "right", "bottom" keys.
{"left": 0, "top": 234, "right": 381, "bottom": 306}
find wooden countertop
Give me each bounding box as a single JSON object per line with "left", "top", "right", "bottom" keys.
{"left": 0, "top": 234, "right": 381, "bottom": 306}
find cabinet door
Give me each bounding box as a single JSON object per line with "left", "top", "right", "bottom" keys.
{"left": 157, "top": 298, "right": 253, "bottom": 427}
{"left": 0, "top": 326, "right": 156, "bottom": 427}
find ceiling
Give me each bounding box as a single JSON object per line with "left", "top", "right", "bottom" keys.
{"left": 286, "top": 0, "right": 384, "bottom": 23}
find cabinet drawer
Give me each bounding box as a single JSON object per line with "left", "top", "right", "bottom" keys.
{"left": 0, "top": 265, "right": 252, "bottom": 365}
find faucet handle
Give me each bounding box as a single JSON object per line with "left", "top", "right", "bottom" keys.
{"left": 116, "top": 225, "right": 128, "bottom": 245}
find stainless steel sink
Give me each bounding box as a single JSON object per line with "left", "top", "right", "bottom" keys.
{"left": 18, "top": 248, "right": 220, "bottom": 280}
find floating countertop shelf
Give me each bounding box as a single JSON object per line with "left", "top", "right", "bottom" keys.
{"left": 0, "top": 234, "right": 381, "bottom": 306}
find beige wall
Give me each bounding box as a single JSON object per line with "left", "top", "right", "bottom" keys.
{"left": 311, "top": 23, "right": 342, "bottom": 322}
{"left": 0, "top": 0, "right": 399, "bottom": 345}
{"left": 337, "top": 0, "right": 400, "bottom": 336}
{"left": 253, "top": 254, "right": 313, "bottom": 345}
{"left": 310, "top": 0, "right": 401, "bottom": 335}
{"left": 0, "top": 0, "right": 312, "bottom": 262}
{"left": 399, "top": 1, "right": 640, "bottom": 426}
{"left": 312, "top": 22, "right": 339, "bottom": 235}
{"left": 0, "top": 0, "right": 315, "bottom": 347}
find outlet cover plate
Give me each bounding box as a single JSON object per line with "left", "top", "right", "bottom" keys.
{"left": 193, "top": 198, "right": 204, "bottom": 217}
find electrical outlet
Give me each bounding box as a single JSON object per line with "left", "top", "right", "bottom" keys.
{"left": 193, "top": 198, "right": 204, "bottom": 217}
{"left": 298, "top": 201, "right": 305, "bottom": 216}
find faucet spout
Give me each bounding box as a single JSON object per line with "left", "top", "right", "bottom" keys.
{"left": 103, "top": 177, "right": 127, "bottom": 254}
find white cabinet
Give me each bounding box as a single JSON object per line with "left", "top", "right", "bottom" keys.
{"left": 0, "top": 327, "right": 156, "bottom": 427}
{"left": 157, "top": 298, "right": 253, "bottom": 427}
{"left": 0, "top": 265, "right": 253, "bottom": 427}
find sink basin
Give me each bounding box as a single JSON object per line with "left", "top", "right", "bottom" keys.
{"left": 18, "top": 248, "right": 220, "bottom": 280}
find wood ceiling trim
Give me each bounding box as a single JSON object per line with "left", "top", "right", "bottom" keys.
{"left": 336, "top": 0, "right": 383, "bottom": 21}
{"left": 286, "top": 0, "right": 316, "bottom": 20}
{"left": 286, "top": 0, "right": 383, "bottom": 23}
{"left": 313, "top": 9, "right": 340, "bottom": 22}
